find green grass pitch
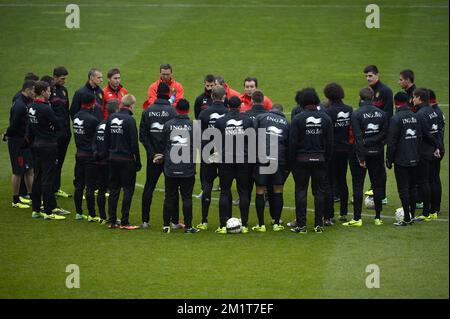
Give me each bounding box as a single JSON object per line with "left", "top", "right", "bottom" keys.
{"left": 0, "top": 0, "right": 448, "bottom": 298}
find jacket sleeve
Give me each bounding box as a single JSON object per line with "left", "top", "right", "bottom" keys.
{"left": 383, "top": 87, "right": 394, "bottom": 122}
{"left": 351, "top": 112, "right": 365, "bottom": 161}
{"left": 146, "top": 83, "right": 157, "bottom": 108}
{"left": 386, "top": 117, "right": 399, "bottom": 164}
{"left": 324, "top": 115, "right": 334, "bottom": 161}
{"left": 130, "top": 118, "right": 141, "bottom": 165}
{"left": 69, "top": 90, "right": 80, "bottom": 120}
{"left": 288, "top": 118, "right": 299, "bottom": 166}
{"left": 194, "top": 96, "right": 202, "bottom": 120}
{"left": 139, "top": 110, "right": 152, "bottom": 155}
{"left": 47, "top": 106, "right": 61, "bottom": 133}
{"left": 5, "top": 101, "right": 24, "bottom": 137}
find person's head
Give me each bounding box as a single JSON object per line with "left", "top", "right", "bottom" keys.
{"left": 204, "top": 74, "right": 215, "bottom": 92}
{"left": 211, "top": 85, "right": 226, "bottom": 102}
{"left": 393, "top": 91, "right": 409, "bottom": 108}
{"left": 399, "top": 69, "right": 415, "bottom": 89}
{"left": 294, "top": 90, "right": 302, "bottom": 106}
{"left": 176, "top": 98, "right": 190, "bottom": 114}
{"left": 428, "top": 89, "right": 437, "bottom": 106}
{"left": 323, "top": 82, "right": 345, "bottom": 103}
{"left": 120, "top": 94, "right": 136, "bottom": 112}
{"left": 34, "top": 81, "right": 51, "bottom": 99}
{"left": 156, "top": 81, "right": 171, "bottom": 100}
{"left": 40, "top": 75, "right": 54, "bottom": 86}
{"left": 81, "top": 92, "right": 96, "bottom": 110}
{"left": 214, "top": 75, "right": 225, "bottom": 86}
{"left": 228, "top": 96, "right": 241, "bottom": 110}
{"left": 299, "top": 88, "right": 320, "bottom": 107}
{"left": 106, "top": 98, "right": 119, "bottom": 115}
{"left": 24, "top": 72, "right": 39, "bottom": 82}
{"left": 359, "top": 87, "right": 374, "bottom": 102}
{"left": 21, "top": 80, "right": 36, "bottom": 99}
{"left": 271, "top": 104, "right": 283, "bottom": 112}
{"left": 88, "top": 68, "right": 103, "bottom": 87}
{"left": 53, "top": 66, "right": 68, "bottom": 86}
{"left": 364, "top": 65, "right": 380, "bottom": 86}
{"left": 251, "top": 90, "right": 264, "bottom": 104}
{"left": 159, "top": 64, "right": 173, "bottom": 83}
{"left": 107, "top": 68, "right": 121, "bottom": 89}
{"left": 413, "top": 88, "right": 429, "bottom": 106}
{"left": 243, "top": 77, "right": 258, "bottom": 96}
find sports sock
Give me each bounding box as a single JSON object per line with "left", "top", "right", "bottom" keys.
{"left": 272, "top": 193, "right": 283, "bottom": 224}
{"left": 255, "top": 194, "right": 265, "bottom": 226}
{"left": 13, "top": 195, "right": 20, "bottom": 204}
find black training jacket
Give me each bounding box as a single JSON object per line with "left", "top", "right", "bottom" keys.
{"left": 371, "top": 80, "right": 394, "bottom": 121}
{"left": 324, "top": 102, "right": 353, "bottom": 152}
{"left": 26, "top": 99, "right": 60, "bottom": 145}
{"left": 92, "top": 119, "right": 108, "bottom": 162}
{"left": 351, "top": 101, "right": 388, "bottom": 161}
{"left": 105, "top": 109, "right": 140, "bottom": 164}
{"left": 214, "top": 109, "right": 254, "bottom": 163}
{"left": 70, "top": 82, "right": 103, "bottom": 121}
{"left": 289, "top": 105, "right": 333, "bottom": 164}
{"left": 139, "top": 98, "right": 177, "bottom": 159}
{"left": 198, "top": 101, "right": 228, "bottom": 160}
{"left": 73, "top": 109, "right": 99, "bottom": 157}
{"left": 432, "top": 103, "right": 446, "bottom": 156}
{"left": 386, "top": 105, "right": 422, "bottom": 167}
{"left": 194, "top": 90, "right": 213, "bottom": 119}
{"left": 254, "top": 110, "right": 290, "bottom": 166}
{"left": 6, "top": 93, "right": 32, "bottom": 140}
{"left": 415, "top": 103, "right": 441, "bottom": 160}
{"left": 245, "top": 104, "right": 268, "bottom": 123}
{"left": 163, "top": 114, "right": 196, "bottom": 178}
{"left": 50, "top": 84, "right": 71, "bottom": 139}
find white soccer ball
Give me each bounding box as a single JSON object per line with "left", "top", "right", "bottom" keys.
{"left": 365, "top": 196, "right": 375, "bottom": 209}
{"left": 395, "top": 207, "right": 404, "bottom": 222}
{"left": 226, "top": 217, "right": 242, "bottom": 234}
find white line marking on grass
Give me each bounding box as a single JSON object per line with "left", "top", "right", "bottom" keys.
{"left": 0, "top": 3, "right": 448, "bottom": 8}
{"left": 135, "top": 183, "right": 449, "bottom": 222}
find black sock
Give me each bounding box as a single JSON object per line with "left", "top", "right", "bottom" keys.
{"left": 13, "top": 195, "right": 20, "bottom": 204}
{"left": 255, "top": 194, "right": 265, "bottom": 226}
{"left": 272, "top": 193, "right": 283, "bottom": 224}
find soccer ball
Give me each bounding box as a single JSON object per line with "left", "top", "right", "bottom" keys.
{"left": 395, "top": 207, "right": 404, "bottom": 222}
{"left": 226, "top": 217, "right": 242, "bottom": 234}
{"left": 364, "top": 196, "right": 375, "bottom": 209}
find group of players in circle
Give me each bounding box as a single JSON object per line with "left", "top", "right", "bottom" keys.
{"left": 4, "top": 63, "right": 445, "bottom": 234}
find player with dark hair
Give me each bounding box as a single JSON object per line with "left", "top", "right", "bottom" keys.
{"left": 143, "top": 64, "right": 184, "bottom": 109}
{"left": 413, "top": 88, "right": 443, "bottom": 222}
{"left": 139, "top": 82, "right": 178, "bottom": 229}
{"left": 240, "top": 77, "right": 273, "bottom": 112}
{"left": 399, "top": 69, "right": 416, "bottom": 109}
{"left": 162, "top": 99, "right": 200, "bottom": 234}
{"left": 102, "top": 68, "right": 128, "bottom": 119}
{"left": 252, "top": 103, "right": 289, "bottom": 232}
{"left": 428, "top": 89, "right": 445, "bottom": 216}
{"left": 72, "top": 93, "right": 101, "bottom": 222}
{"left": 26, "top": 81, "right": 65, "bottom": 220}
{"left": 5, "top": 80, "right": 35, "bottom": 209}
{"left": 214, "top": 96, "right": 254, "bottom": 234}
{"left": 49, "top": 66, "right": 72, "bottom": 199}
{"left": 70, "top": 68, "right": 104, "bottom": 121}
{"left": 194, "top": 74, "right": 215, "bottom": 119}
{"left": 363, "top": 65, "right": 392, "bottom": 204}
{"left": 12, "top": 72, "right": 39, "bottom": 103}
{"left": 197, "top": 85, "right": 228, "bottom": 230}
{"left": 104, "top": 94, "right": 141, "bottom": 230}
{"left": 289, "top": 88, "right": 333, "bottom": 234}
{"left": 386, "top": 92, "right": 422, "bottom": 226}
{"left": 93, "top": 99, "right": 119, "bottom": 224}
{"left": 345, "top": 87, "right": 388, "bottom": 227}
{"left": 323, "top": 83, "right": 353, "bottom": 224}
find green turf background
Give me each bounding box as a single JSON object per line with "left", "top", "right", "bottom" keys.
{"left": 0, "top": 0, "right": 448, "bottom": 298}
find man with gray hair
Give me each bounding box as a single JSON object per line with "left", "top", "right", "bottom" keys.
{"left": 104, "top": 94, "right": 141, "bottom": 229}
{"left": 70, "top": 68, "right": 104, "bottom": 121}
